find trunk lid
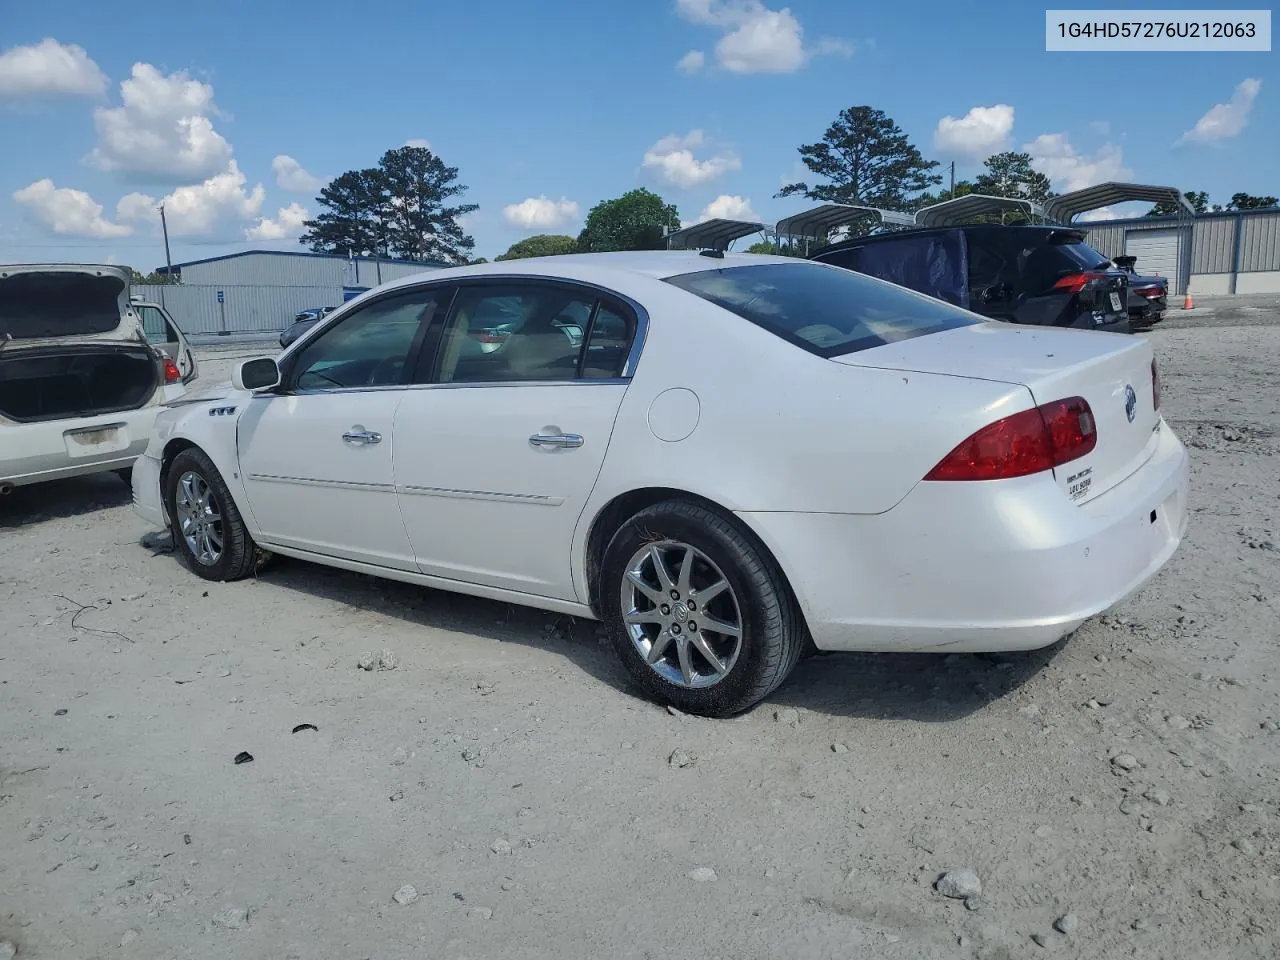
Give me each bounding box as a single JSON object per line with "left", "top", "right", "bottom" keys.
{"left": 0, "top": 264, "right": 138, "bottom": 343}
{"left": 835, "top": 323, "right": 1161, "bottom": 503}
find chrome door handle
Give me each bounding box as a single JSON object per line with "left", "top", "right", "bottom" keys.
{"left": 342, "top": 429, "right": 382, "bottom": 444}
{"left": 529, "top": 432, "right": 584, "bottom": 449}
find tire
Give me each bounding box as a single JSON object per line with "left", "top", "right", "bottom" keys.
{"left": 114, "top": 466, "right": 133, "bottom": 487}
{"left": 599, "top": 499, "right": 804, "bottom": 717}
{"left": 165, "top": 447, "right": 264, "bottom": 581}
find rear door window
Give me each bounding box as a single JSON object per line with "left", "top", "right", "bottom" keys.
{"left": 666, "top": 261, "right": 979, "bottom": 358}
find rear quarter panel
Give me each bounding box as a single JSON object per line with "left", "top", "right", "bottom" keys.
{"left": 570, "top": 282, "right": 1035, "bottom": 596}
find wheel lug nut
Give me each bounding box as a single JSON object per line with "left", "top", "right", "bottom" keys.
{"left": 671, "top": 624, "right": 681, "bottom": 635}
{"left": 661, "top": 604, "right": 670, "bottom": 615}
{"left": 689, "top": 622, "right": 698, "bottom": 632}
{"left": 670, "top": 589, "right": 679, "bottom": 600}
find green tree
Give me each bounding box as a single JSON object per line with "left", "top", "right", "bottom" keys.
{"left": 300, "top": 145, "right": 478, "bottom": 265}
{"left": 128, "top": 267, "right": 177, "bottom": 285}
{"left": 974, "top": 152, "right": 1054, "bottom": 203}
{"left": 377, "top": 145, "right": 478, "bottom": 264}
{"left": 909, "top": 180, "right": 976, "bottom": 211}
{"left": 1147, "top": 190, "right": 1210, "bottom": 217}
{"left": 744, "top": 239, "right": 805, "bottom": 257}
{"left": 776, "top": 106, "right": 941, "bottom": 210}
{"left": 495, "top": 234, "right": 578, "bottom": 261}
{"left": 576, "top": 188, "right": 680, "bottom": 252}
{"left": 299, "top": 168, "right": 387, "bottom": 258}
{"left": 1226, "top": 192, "right": 1278, "bottom": 210}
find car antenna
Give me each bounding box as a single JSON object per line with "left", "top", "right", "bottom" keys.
{"left": 699, "top": 248, "right": 725, "bottom": 259}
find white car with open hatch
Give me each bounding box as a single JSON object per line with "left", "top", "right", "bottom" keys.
{"left": 132, "top": 251, "right": 1189, "bottom": 716}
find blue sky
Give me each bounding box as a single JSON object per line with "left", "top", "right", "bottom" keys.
{"left": 1, "top": 0, "right": 1274, "bottom": 269}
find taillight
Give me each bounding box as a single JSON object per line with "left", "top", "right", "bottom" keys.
{"left": 1138, "top": 287, "right": 1164, "bottom": 299}
{"left": 1151, "top": 359, "right": 1161, "bottom": 410}
{"left": 163, "top": 356, "right": 181, "bottom": 383}
{"left": 924, "top": 397, "right": 1097, "bottom": 482}
{"left": 1052, "top": 271, "right": 1107, "bottom": 294}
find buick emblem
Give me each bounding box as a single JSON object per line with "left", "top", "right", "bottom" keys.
{"left": 1124, "top": 384, "right": 1137, "bottom": 423}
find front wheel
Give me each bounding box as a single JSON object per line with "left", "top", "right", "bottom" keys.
{"left": 600, "top": 500, "right": 804, "bottom": 717}
{"left": 165, "top": 447, "right": 265, "bottom": 581}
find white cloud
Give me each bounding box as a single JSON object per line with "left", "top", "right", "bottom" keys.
{"left": 697, "top": 194, "right": 757, "bottom": 222}
{"left": 404, "top": 138, "right": 432, "bottom": 149}
{"left": 677, "top": 50, "right": 706, "bottom": 72}
{"left": 1024, "top": 133, "right": 1131, "bottom": 192}
{"left": 0, "top": 38, "right": 108, "bottom": 99}
{"left": 246, "top": 202, "right": 309, "bottom": 241}
{"left": 502, "top": 195, "right": 579, "bottom": 231}
{"left": 934, "top": 104, "right": 1014, "bottom": 158}
{"left": 88, "top": 63, "right": 232, "bottom": 181}
{"left": 643, "top": 130, "right": 741, "bottom": 188}
{"left": 13, "top": 179, "right": 131, "bottom": 238}
{"left": 116, "top": 161, "right": 265, "bottom": 237}
{"left": 674, "top": 0, "right": 849, "bottom": 74}
{"left": 1179, "top": 78, "right": 1261, "bottom": 144}
{"left": 1077, "top": 206, "right": 1118, "bottom": 223}
{"left": 272, "top": 154, "right": 324, "bottom": 192}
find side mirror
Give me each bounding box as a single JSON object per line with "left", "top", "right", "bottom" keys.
{"left": 232, "top": 357, "right": 281, "bottom": 391}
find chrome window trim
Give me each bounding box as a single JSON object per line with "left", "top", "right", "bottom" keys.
{"left": 278, "top": 273, "right": 649, "bottom": 392}
{"left": 291, "top": 378, "right": 630, "bottom": 398}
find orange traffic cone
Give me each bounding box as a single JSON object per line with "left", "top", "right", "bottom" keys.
{"left": 1182, "top": 291, "right": 1194, "bottom": 310}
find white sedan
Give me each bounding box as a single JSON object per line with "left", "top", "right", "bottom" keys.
{"left": 133, "top": 252, "right": 1189, "bottom": 716}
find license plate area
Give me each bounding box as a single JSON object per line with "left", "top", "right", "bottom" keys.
{"left": 64, "top": 422, "right": 128, "bottom": 458}
{"left": 1109, "top": 291, "right": 1123, "bottom": 312}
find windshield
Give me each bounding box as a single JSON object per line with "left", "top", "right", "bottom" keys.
{"left": 665, "top": 261, "right": 980, "bottom": 357}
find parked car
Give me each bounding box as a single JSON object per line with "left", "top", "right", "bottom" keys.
{"left": 132, "top": 252, "right": 1188, "bottom": 715}
{"left": 0, "top": 264, "right": 191, "bottom": 493}
{"left": 279, "top": 306, "right": 337, "bottom": 348}
{"left": 1112, "top": 255, "right": 1168, "bottom": 328}
{"left": 130, "top": 296, "right": 199, "bottom": 394}
{"left": 811, "top": 224, "right": 1133, "bottom": 333}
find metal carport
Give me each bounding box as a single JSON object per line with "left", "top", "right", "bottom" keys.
{"left": 774, "top": 203, "right": 915, "bottom": 255}
{"left": 665, "top": 218, "right": 767, "bottom": 251}
{"left": 1045, "top": 183, "right": 1195, "bottom": 296}
{"left": 914, "top": 193, "right": 1046, "bottom": 227}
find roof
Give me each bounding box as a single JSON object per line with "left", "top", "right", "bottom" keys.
{"left": 359, "top": 251, "right": 801, "bottom": 300}
{"left": 665, "top": 218, "right": 767, "bottom": 251}
{"left": 154, "top": 249, "right": 453, "bottom": 274}
{"left": 775, "top": 203, "right": 915, "bottom": 238}
{"left": 914, "top": 193, "right": 1045, "bottom": 227}
{"left": 810, "top": 223, "right": 1084, "bottom": 258}
{"left": 1044, "top": 182, "right": 1193, "bottom": 223}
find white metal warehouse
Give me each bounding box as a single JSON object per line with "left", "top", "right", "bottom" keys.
{"left": 134, "top": 250, "right": 447, "bottom": 336}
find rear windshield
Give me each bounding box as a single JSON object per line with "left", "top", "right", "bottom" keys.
{"left": 665, "top": 261, "right": 979, "bottom": 357}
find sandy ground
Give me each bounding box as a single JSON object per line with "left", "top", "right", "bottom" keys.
{"left": 2, "top": 309, "right": 1278, "bottom": 960}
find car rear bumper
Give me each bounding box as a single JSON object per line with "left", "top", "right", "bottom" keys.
{"left": 740, "top": 421, "right": 1189, "bottom": 653}
{"left": 131, "top": 452, "right": 166, "bottom": 527}
{"left": 0, "top": 407, "right": 160, "bottom": 486}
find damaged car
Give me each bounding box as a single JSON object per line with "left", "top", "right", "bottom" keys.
{"left": 1, "top": 264, "right": 194, "bottom": 494}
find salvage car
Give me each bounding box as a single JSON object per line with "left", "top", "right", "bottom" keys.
{"left": 812, "top": 224, "right": 1133, "bottom": 333}
{"left": 131, "top": 296, "right": 199, "bottom": 392}
{"left": 1, "top": 264, "right": 191, "bottom": 493}
{"left": 1112, "top": 255, "right": 1168, "bottom": 329}
{"left": 132, "top": 252, "right": 1189, "bottom": 715}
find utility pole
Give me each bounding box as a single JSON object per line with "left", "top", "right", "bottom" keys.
{"left": 159, "top": 204, "right": 173, "bottom": 280}
{"left": 949, "top": 161, "right": 955, "bottom": 198}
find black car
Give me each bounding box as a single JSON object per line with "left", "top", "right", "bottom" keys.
{"left": 810, "top": 224, "right": 1131, "bottom": 334}
{"left": 1112, "top": 255, "right": 1167, "bottom": 329}
{"left": 278, "top": 306, "right": 337, "bottom": 348}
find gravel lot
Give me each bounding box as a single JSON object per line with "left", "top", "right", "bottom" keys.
{"left": 3, "top": 307, "right": 1278, "bottom": 960}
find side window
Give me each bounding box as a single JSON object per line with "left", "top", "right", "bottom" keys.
{"left": 292, "top": 290, "right": 439, "bottom": 391}
{"left": 435, "top": 284, "right": 597, "bottom": 384}
{"left": 582, "top": 303, "right": 635, "bottom": 378}
{"left": 136, "top": 306, "right": 172, "bottom": 342}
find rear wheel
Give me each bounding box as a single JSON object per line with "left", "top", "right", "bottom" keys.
{"left": 600, "top": 500, "right": 804, "bottom": 717}
{"left": 165, "top": 447, "right": 264, "bottom": 581}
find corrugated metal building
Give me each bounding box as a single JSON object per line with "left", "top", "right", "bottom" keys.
{"left": 136, "top": 250, "right": 448, "bottom": 336}
{"left": 1082, "top": 208, "right": 1280, "bottom": 296}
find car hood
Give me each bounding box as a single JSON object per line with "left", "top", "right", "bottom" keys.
{"left": 0, "top": 264, "right": 139, "bottom": 342}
